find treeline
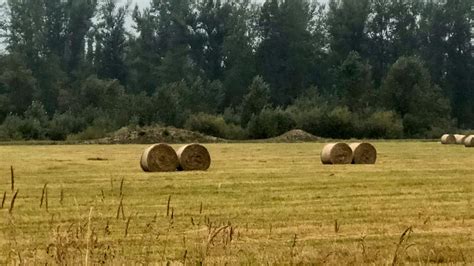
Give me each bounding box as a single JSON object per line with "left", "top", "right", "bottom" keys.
{"left": 0, "top": 0, "right": 472, "bottom": 141}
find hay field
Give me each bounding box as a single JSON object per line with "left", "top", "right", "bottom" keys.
{"left": 0, "top": 142, "right": 472, "bottom": 264}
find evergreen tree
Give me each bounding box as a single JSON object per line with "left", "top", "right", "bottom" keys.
{"left": 128, "top": 6, "right": 160, "bottom": 94}
{"left": 240, "top": 76, "right": 271, "bottom": 127}
{"left": 338, "top": 51, "right": 373, "bottom": 113}
{"left": 221, "top": 1, "right": 257, "bottom": 107}
{"left": 63, "top": 0, "right": 97, "bottom": 76}
{"left": 95, "top": 0, "right": 128, "bottom": 83}
{"left": 152, "top": 0, "right": 196, "bottom": 85}
{"left": 366, "top": 0, "right": 392, "bottom": 86}
{"left": 327, "top": 0, "right": 370, "bottom": 63}
{"left": 257, "top": 0, "right": 315, "bottom": 106}
{"left": 443, "top": 0, "right": 473, "bottom": 128}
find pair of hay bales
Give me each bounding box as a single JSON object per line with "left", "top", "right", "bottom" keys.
{"left": 140, "top": 143, "right": 211, "bottom": 172}
{"left": 441, "top": 134, "right": 474, "bottom": 147}
{"left": 321, "top": 143, "right": 377, "bottom": 165}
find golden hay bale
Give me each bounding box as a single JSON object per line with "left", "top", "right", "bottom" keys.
{"left": 349, "top": 143, "right": 377, "bottom": 164}
{"left": 464, "top": 135, "right": 474, "bottom": 147}
{"left": 320, "top": 143, "right": 353, "bottom": 165}
{"left": 454, "top": 134, "right": 467, "bottom": 145}
{"left": 176, "top": 144, "right": 211, "bottom": 171}
{"left": 140, "top": 144, "right": 179, "bottom": 172}
{"left": 440, "top": 134, "right": 456, "bottom": 145}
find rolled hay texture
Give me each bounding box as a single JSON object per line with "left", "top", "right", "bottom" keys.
{"left": 454, "top": 134, "right": 467, "bottom": 145}
{"left": 140, "top": 144, "right": 179, "bottom": 172}
{"left": 349, "top": 143, "right": 377, "bottom": 164}
{"left": 177, "top": 144, "right": 211, "bottom": 171}
{"left": 441, "top": 134, "right": 456, "bottom": 145}
{"left": 464, "top": 135, "right": 474, "bottom": 147}
{"left": 320, "top": 143, "right": 353, "bottom": 165}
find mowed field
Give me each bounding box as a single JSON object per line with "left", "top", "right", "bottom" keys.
{"left": 0, "top": 142, "right": 472, "bottom": 264}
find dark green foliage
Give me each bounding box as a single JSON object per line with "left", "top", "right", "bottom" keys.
{"left": 338, "top": 51, "right": 374, "bottom": 112}
{"left": 184, "top": 113, "right": 246, "bottom": 140}
{"left": 382, "top": 56, "right": 453, "bottom": 137}
{"left": 327, "top": 0, "right": 371, "bottom": 63}
{"left": 247, "top": 108, "right": 296, "bottom": 139}
{"left": 48, "top": 111, "right": 86, "bottom": 140}
{"left": 319, "top": 106, "right": 354, "bottom": 139}
{"left": 95, "top": 0, "right": 129, "bottom": 83}
{"left": 0, "top": 0, "right": 471, "bottom": 140}
{"left": 0, "top": 114, "right": 25, "bottom": 140}
{"left": 358, "top": 111, "right": 404, "bottom": 139}
{"left": 0, "top": 55, "right": 38, "bottom": 115}
{"left": 257, "top": 0, "right": 316, "bottom": 105}
{"left": 153, "top": 81, "right": 187, "bottom": 127}
{"left": 241, "top": 76, "right": 271, "bottom": 127}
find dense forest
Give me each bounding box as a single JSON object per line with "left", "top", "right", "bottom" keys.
{"left": 0, "top": 0, "right": 472, "bottom": 141}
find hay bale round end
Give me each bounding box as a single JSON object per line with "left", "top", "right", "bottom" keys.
{"left": 177, "top": 144, "right": 211, "bottom": 171}
{"left": 140, "top": 144, "right": 179, "bottom": 172}
{"left": 454, "top": 134, "right": 467, "bottom": 145}
{"left": 441, "top": 134, "right": 456, "bottom": 144}
{"left": 464, "top": 135, "right": 474, "bottom": 147}
{"left": 349, "top": 143, "right": 377, "bottom": 164}
{"left": 321, "top": 143, "right": 353, "bottom": 165}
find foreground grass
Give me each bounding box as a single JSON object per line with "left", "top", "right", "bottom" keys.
{"left": 0, "top": 142, "right": 472, "bottom": 264}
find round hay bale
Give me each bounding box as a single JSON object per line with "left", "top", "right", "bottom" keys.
{"left": 320, "top": 143, "right": 353, "bottom": 165}
{"left": 464, "top": 135, "right": 474, "bottom": 147}
{"left": 440, "top": 134, "right": 456, "bottom": 145}
{"left": 349, "top": 143, "right": 377, "bottom": 164}
{"left": 140, "top": 144, "right": 179, "bottom": 172}
{"left": 454, "top": 134, "right": 467, "bottom": 145}
{"left": 177, "top": 144, "right": 211, "bottom": 171}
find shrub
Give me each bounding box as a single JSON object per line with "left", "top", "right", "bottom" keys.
{"left": 0, "top": 114, "right": 24, "bottom": 140}
{"left": 67, "top": 126, "right": 108, "bottom": 141}
{"left": 359, "top": 111, "right": 404, "bottom": 139}
{"left": 19, "top": 118, "right": 45, "bottom": 140}
{"left": 247, "top": 108, "right": 296, "bottom": 139}
{"left": 48, "top": 111, "right": 86, "bottom": 141}
{"left": 318, "top": 106, "right": 354, "bottom": 139}
{"left": 184, "top": 113, "right": 246, "bottom": 140}
{"left": 288, "top": 106, "right": 324, "bottom": 137}
{"left": 241, "top": 76, "right": 271, "bottom": 127}
{"left": 67, "top": 115, "right": 116, "bottom": 141}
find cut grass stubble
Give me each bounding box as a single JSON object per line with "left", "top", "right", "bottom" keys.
{"left": 0, "top": 142, "right": 472, "bottom": 264}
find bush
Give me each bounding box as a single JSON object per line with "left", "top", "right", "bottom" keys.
{"left": 241, "top": 76, "right": 271, "bottom": 127}
{"left": 358, "top": 111, "right": 403, "bottom": 139}
{"left": 318, "top": 106, "right": 354, "bottom": 139}
{"left": 67, "top": 114, "right": 116, "bottom": 141}
{"left": 66, "top": 126, "right": 108, "bottom": 141}
{"left": 19, "top": 118, "right": 46, "bottom": 140}
{"left": 247, "top": 108, "right": 296, "bottom": 139}
{"left": 288, "top": 106, "right": 324, "bottom": 136}
{"left": 0, "top": 114, "right": 24, "bottom": 140}
{"left": 48, "top": 111, "right": 86, "bottom": 141}
{"left": 184, "top": 113, "right": 246, "bottom": 140}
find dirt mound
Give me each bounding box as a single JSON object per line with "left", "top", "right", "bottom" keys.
{"left": 271, "top": 129, "right": 320, "bottom": 142}
{"left": 94, "top": 126, "right": 225, "bottom": 144}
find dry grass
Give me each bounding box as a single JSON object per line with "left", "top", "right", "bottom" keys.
{"left": 0, "top": 142, "right": 472, "bottom": 264}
